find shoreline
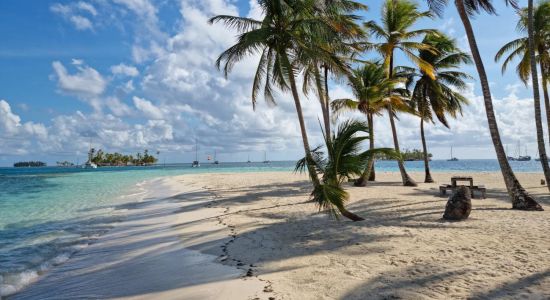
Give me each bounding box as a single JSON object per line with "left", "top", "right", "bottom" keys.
{"left": 9, "top": 175, "right": 268, "bottom": 300}
{"left": 9, "top": 171, "right": 550, "bottom": 299}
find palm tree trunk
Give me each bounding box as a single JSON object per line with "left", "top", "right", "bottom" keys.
{"left": 282, "top": 54, "right": 320, "bottom": 187}
{"left": 389, "top": 107, "right": 417, "bottom": 186}
{"left": 539, "top": 59, "right": 550, "bottom": 156}
{"left": 455, "top": 0, "right": 543, "bottom": 210}
{"left": 543, "top": 76, "right": 550, "bottom": 142}
{"left": 387, "top": 49, "right": 416, "bottom": 187}
{"left": 420, "top": 118, "right": 434, "bottom": 183}
{"left": 528, "top": 0, "right": 550, "bottom": 191}
{"left": 368, "top": 112, "right": 376, "bottom": 181}
{"left": 355, "top": 112, "right": 375, "bottom": 186}
{"left": 337, "top": 206, "right": 365, "bottom": 221}
{"left": 283, "top": 54, "right": 363, "bottom": 221}
{"left": 316, "top": 65, "right": 331, "bottom": 138}
{"left": 324, "top": 65, "right": 331, "bottom": 135}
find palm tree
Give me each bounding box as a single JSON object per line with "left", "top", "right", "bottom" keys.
{"left": 332, "top": 62, "right": 412, "bottom": 186}
{"left": 210, "top": 1, "right": 326, "bottom": 186}
{"left": 296, "top": 120, "right": 398, "bottom": 221}
{"left": 407, "top": 33, "right": 472, "bottom": 183}
{"left": 300, "top": 0, "right": 367, "bottom": 139}
{"left": 364, "top": 0, "right": 438, "bottom": 187}
{"left": 211, "top": 1, "right": 368, "bottom": 220}
{"left": 426, "top": 0, "right": 543, "bottom": 210}
{"left": 495, "top": 1, "right": 550, "bottom": 191}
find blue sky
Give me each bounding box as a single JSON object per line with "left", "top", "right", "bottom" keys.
{"left": 0, "top": 0, "right": 542, "bottom": 166}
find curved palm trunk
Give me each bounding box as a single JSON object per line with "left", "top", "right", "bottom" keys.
{"left": 355, "top": 112, "right": 376, "bottom": 186}
{"left": 455, "top": 0, "right": 543, "bottom": 210}
{"left": 283, "top": 54, "right": 363, "bottom": 221}
{"left": 420, "top": 118, "right": 434, "bottom": 183}
{"left": 389, "top": 106, "right": 417, "bottom": 186}
{"left": 338, "top": 206, "right": 365, "bottom": 221}
{"left": 528, "top": 0, "right": 550, "bottom": 191}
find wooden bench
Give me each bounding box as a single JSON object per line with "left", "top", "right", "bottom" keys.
{"left": 440, "top": 184, "right": 486, "bottom": 199}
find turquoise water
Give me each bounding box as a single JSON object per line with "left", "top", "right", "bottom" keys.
{"left": 0, "top": 160, "right": 543, "bottom": 296}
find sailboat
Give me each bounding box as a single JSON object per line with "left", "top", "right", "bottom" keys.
{"left": 247, "top": 154, "right": 251, "bottom": 163}
{"left": 516, "top": 141, "right": 531, "bottom": 161}
{"left": 192, "top": 139, "right": 200, "bottom": 167}
{"left": 83, "top": 139, "right": 98, "bottom": 169}
{"left": 213, "top": 150, "right": 219, "bottom": 164}
{"left": 262, "top": 151, "right": 270, "bottom": 164}
{"left": 447, "top": 147, "right": 458, "bottom": 161}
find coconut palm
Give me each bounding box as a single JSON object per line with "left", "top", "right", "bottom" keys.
{"left": 425, "top": 0, "right": 543, "bottom": 210}
{"left": 495, "top": 1, "right": 550, "bottom": 191}
{"left": 296, "top": 120, "right": 399, "bottom": 221}
{"left": 210, "top": 1, "right": 327, "bottom": 186}
{"left": 211, "top": 1, "right": 370, "bottom": 220}
{"left": 364, "top": 0, "right": 438, "bottom": 187}
{"left": 407, "top": 33, "right": 472, "bottom": 183}
{"left": 332, "top": 62, "right": 412, "bottom": 186}
{"left": 300, "top": 0, "right": 367, "bottom": 139}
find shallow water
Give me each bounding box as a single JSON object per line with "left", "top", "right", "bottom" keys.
{"left": 0, "top": 160, "right": 543, "bottom": 296}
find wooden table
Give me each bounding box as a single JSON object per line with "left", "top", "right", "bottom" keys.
{"left": 451, "top": 176, "right": 474, "bottom": 189}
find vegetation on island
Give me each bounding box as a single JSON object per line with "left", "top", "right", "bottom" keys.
{"left": 87, "top": 148, "right": 158, "bottom": 166}
{"left": 14, "top": 161, "right": 47, "bottom": 167}
{"left": 213, "top": 0, "right": 545, "bottom": 219}
{"left": 376, "top": 149, "right": 432, "bottom": 161}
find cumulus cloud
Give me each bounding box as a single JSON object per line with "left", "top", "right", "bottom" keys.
{"left": 111, "top": 64, "right": 139, "bottom": 77}
{"left": 133, "top": 96, "right": 163, "bottom": 119}
{"left": 52, "top": 60, "right": 107, "bottom": 99}
{"left": 0, "top": 100, "right": 48, "bottom": 156}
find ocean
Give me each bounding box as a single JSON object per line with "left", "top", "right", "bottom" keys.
{"left": 0, "top": 159, "right": 544, "bottom": 296}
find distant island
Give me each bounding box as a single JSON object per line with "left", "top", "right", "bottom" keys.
{"left": 376, "top": 149, "right": 432, "bottom": 161}
{"left": 14, "top": 161, "right": 47, "bottom": 167}
{"left": 88, "top": 149, "right": 158, "bottom": 166}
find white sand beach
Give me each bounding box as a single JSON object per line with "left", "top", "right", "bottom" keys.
{"left": 11, "top": 171, "right": 550, "bottom": 300}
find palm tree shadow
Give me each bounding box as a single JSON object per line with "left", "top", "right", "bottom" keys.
{"left": 339, "top": 265, "right": 469, "bottom": 300}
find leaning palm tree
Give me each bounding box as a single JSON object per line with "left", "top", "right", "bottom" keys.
{"left": 495, "top": 1, "right": 550, "bottom": 191}
{"left": 426, "top": 0, "right": 543, "bottom": 210}
{"left": 296, "top": 120, "right": 399, "bottom": 221}
{"left": 407, "top": 33, "right": 472, "bottom": 183}
{"left": 209, "top": 1, "right": 324, "bottom": 186}
{"left": 332, "top": 62, "right": 412, "bottom": 186}
{"left": 364, "top": 0, "right": 438, "bottom": 187}
{"left": 210, "top": 0, "right": 367, "bottom": 220}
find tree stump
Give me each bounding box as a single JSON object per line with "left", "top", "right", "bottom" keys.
{"left": 443, "top": 186, "right": 472, "bottom": 221}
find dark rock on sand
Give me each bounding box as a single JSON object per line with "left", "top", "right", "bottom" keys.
{"left": 443, "top": 186, "right": 472, "bottom": 221}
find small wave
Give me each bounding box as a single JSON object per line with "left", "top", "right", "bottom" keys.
{"left": 0, "top": 250, "right": 75, "bottom": 297}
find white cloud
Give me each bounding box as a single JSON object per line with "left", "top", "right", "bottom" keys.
{"left": 70, "top": 15, "right": 93, "bottom": 30}
{"left": 133, "top": 96, "right": 163, "bottom": 119}
{"left": 110, "top": 63, "right": 139, "bottom": 77}
{"left": 52, "top": 60, "right": 107, "bottom": 98}
{"left": 0, "top": 100, "right": 48, "bottom": 156}
{"left": 50, "top": 2, "right": 97, "bottom": 31}
{"left": 0, "top": 100, "right": 22, "bottom": 135}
